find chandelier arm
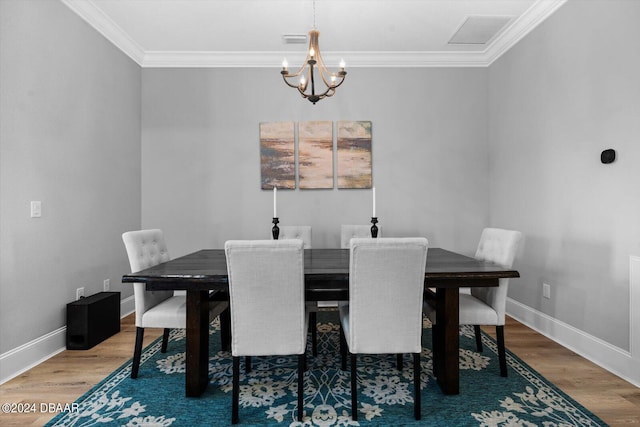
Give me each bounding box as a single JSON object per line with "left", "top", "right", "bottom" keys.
{"left": 314, "top": 86, "right": 336, "bottom": 99}
{"left": 311, "top": 47, "right": 331, "bottom": 89}
{"left": 318, "top": 70, "right": 337, "bottom": 90}
{"left": 282, "top": 61, "right": 308, "bottom": 78}
{"left": 301, "top": 80, "right": 335, "bottom": 101}
{"left": 282, "top": 74, "right": 303, "bottom": 89}
{"left": 317, "top": 70, "right": 346, "bottom": 91}
{"left": 313, "top": 51, "right": 346, "bottom": 90}
{"left": 317, "top": 70, "right": 333, "bottom": 89}
{"left": 331, "top": 75, "right": 347, "bottom": 89}
{"left": 289, "top": 66, "right": 309, "bottom": 94}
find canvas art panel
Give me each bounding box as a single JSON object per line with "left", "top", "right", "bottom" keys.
{"left": 260, "top": 121, "right": 295, "bottom": 189}
{"left": 337, "top": 121, "right": 372, "bottom": 189}
{"left": 298, "top": 121, "right": 334, "bottom": 189}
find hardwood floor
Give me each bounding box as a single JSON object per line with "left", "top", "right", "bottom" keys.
{"left": 1, "top": 314, "right": 638, "bottom": 426}
{"left": 484, "top": 318, "right": 640, "bottom": 426}
{"left": 0, "top": 315, "right": 162, "bottom": 426}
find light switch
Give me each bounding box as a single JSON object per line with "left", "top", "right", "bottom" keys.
{"left": 30, "top": 201, "right": 42, "bottom": 218}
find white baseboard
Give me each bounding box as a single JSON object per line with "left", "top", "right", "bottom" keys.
{"left": 507, "top": 297, "right": 640, "bottom": 387}
{"left": 121, "top": 294, "right": 135, "bottom": 317}
{"left": 0, "top": 295, "right": 135, "bottom": 385}
{"left": 0, "top": 327, "right": 67, "bottom": 386}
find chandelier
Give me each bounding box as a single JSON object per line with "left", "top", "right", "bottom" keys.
{"left": 280, "top": 1, "right": 347, "bottom": 104}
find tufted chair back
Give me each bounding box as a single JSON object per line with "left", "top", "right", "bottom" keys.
{"left": 469, "top": 228, "right": 522, "bottom": 325}
{"left": 277, "top": 226, "right": 312, "bottom": 249}
{"left": 340, "top": 225, "right": 382, "bottom": 248}
{"left": 122, "top": 229, "right": 173, "bottom": 328}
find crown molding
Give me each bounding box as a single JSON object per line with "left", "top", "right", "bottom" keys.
{"left": 484, "top": 0, "right": 568, "bottom": 65}
{"left": 60, "top": 0, "right": 145, "bottom": 65}
{"left": 142, "top": 51, "right": 491, "bottom": 68}
{"left": 62, "top": 0, "right": 567, "bottom": 69}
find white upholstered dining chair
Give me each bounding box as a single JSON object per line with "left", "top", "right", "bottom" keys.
{"left": 340, "top": 224, "right": 381, "bottom": 248}
{"left": 423, "top": 227, "right": 522, "bottom": 377}
{"left": 276, "top": 225, "right": 312, "bottom": 248}
{"left": 225, "top": 239, "right": 308, "bottom": 424}
{"left": 339, "top": 237, "right": 428, "bottom": 421}
{"left": 122, "top": 229, "right": 228, "bottom": 379}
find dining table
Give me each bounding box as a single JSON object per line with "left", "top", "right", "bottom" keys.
{"left": 122, "top": 247, "right": 519, "bottom": 397}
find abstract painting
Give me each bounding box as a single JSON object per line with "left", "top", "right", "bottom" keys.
{"left": 298, "top": 121, "right": 334, "bottom": 189}
{"left": 337, "top": 121, "right": 372, "bottom": 189}
{"left": 260, "top": 121, "right": 295, "bottom": 189}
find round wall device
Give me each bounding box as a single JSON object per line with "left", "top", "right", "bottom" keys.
{"left": 601, "top": 149, "right": 616, "bottom": 164}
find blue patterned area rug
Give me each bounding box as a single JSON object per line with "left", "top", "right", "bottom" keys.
{"left": 47, "top": 313, "right": 606, "bottom": 426}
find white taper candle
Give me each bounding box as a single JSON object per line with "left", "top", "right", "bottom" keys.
{"left": 273, "top": 187, "right": 277, "bottom": 217}
{"left": 372, "top": 187, "right": 376, "bottom": 217}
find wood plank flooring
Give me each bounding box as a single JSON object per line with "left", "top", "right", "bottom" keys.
{"left": 1, "top": 314, "right": 638, "bottom": 426}
{"left": 484, "top": 318, "right": 640, "bottom": 426}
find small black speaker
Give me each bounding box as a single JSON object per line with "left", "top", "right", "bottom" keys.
{"left": 66, "top": 292, "right": 120, "bottom": 350}
{"left": 601, "top": 149, "right": 616, "bottom": 164}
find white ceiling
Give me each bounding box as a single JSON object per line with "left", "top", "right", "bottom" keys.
{"left": 61, "top": 0, "right": 567, "bottom": 67}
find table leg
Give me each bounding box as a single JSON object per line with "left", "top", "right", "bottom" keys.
{"left": 434, "top": 287, "right": 459, "bottom": 395}
{"left": 186, "top": 290, "right": 210, "bottom": 397}
{"left": 220, "top": 306, "right": 231, "bottom": 351}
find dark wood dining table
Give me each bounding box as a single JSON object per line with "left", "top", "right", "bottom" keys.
{"left": 122, "top": 247, "right": 519, "bottom": 397}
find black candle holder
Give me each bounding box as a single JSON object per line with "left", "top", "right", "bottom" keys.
{"left": 272, "top": 217, "right": 280, "bottom": 240}
{"left": 370, "top": 217, "right": 379, "bottom": 238}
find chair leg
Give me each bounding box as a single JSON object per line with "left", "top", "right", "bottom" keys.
{"left": 232, "top": 356, "right": 240, "bottom": 424}
{"left": 397, "top": 353, "right": 403, "bottom": 371}
{"left": 310, "top": 311, "right": 318, "bottom": 356}
{"left": 339, "top": 326, "right": 347, "bottom": 371}
{"left": 496, "top": 325, "right": 508, "bottom": 377}
{"left": 474, "top": 325, "right": 483, "bottom": 352}
{"left": 131, "top": 327, "right": 144, "bottom": 379}
{"left": 161, "top": 328, "right": 170, "bottom": 353}
{"left": 413, "top": 352, "right": 421, "bottom": 420}
{"left": 245, "top": 356, "right": 252, "bottom": 373}
{"left": 350, "top": 353, "right": 358, "bottom": 421}
{"left": 297, "top": 354, "right": 305, "bottom": 421}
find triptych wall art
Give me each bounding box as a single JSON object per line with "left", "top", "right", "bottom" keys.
{"left": 260, "top": 121, "right": 372, "bottom": 190}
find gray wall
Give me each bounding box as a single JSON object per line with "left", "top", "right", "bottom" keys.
{"left": 141, "top": 67, "right": 490, "bottom": 256}
{"left": 0, "top": 0, "right": 141, "bottom": 353}
{"left": 488, "top": 0, "right": 640, "bottom": 350}
{"left": 4, "top": 0, "right": 636, "bottom": 377}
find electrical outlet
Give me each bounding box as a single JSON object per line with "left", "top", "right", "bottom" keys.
{"left": 542, "top": 283, "right": 551, "bottom": 299}
{"left": 30, "top": 201, "right": 42, "bottom": 218}
{"left": 76, "top": 287, "right": 85, "bottom": 300}
{"left": 103, "top": 279, "right": 110, "bottom": 291}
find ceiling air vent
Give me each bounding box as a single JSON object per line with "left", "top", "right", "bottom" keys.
{"left": 448, "top": 16, "right": 513, "bottom": 45}
{"left": 282, "top": 34, "right": 307, "bottom": 44}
